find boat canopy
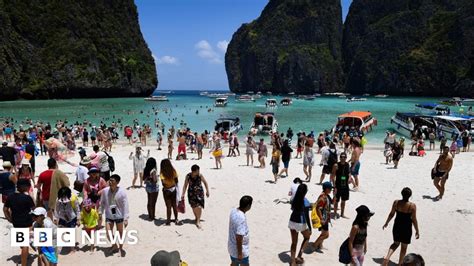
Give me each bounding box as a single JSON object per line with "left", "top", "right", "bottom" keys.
{"left": 338, "top": 111, "right": 373, "bottom": 119}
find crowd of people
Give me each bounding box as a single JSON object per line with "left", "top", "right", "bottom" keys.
{"left": 0, "top": 115, "right": 466, "bottom": 266}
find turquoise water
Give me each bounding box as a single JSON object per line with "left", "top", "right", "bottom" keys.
{"left": 0, "top": 91, "right": 450, "bottom": 142}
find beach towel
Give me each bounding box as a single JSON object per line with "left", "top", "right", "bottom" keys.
{"left": 48, "top": 169, "right": 71, "bottom": 209}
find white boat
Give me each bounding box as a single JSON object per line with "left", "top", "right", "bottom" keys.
{"left": 338, "top": 95, "right": 347, "bottom": 98}
{"left": 288, "top": 92, "right": 295, "bottom": 96}
{"left": 253, "top": 92, "right": 262, "bottom": 99}
{"left": 199, "top": 91, "right": 209, "bottom": 96}
{"left": 144, "top": 95, "right": 169, "bottom": 101}
{"left": 215, "top": 117, "right": 243, "bottom": 134}
{"left": 374, "top": 94, "right": 389, "bottom": 98}
{"left": 265, "top": 99, "right": 278, "bottom": 108}
{"left": 347, "top": 97, "right": 367, "bottom": 102}
{"left": 280, "top": 98, "right": 293, "bottom": 106}
{"left": 324, "top": 92, "right": 349, "bottom": 96}
{"left": 362, "top": 93, "right": 371, "bottom": 97}
{"left": 207, "top": 93, "right": 228, "bottom": 98}
{"left": 297, "top": 95, "right": 316, "bottom": 100}
{"left": 250, "top": 112, "right": 278, "bottom": 134}
{"left": 415, "top": 103, "right": 450, "bottom": 115}
{"left": 214, "top": 97, "right": 228, "bottom": 107}
{"left": 236, "top": 94, "right": 255, "bottom": 102}
{"left": 434, "top": 115, "right": 472, "bottom": 138}
{"left": 332, "top": 111, "right": 377, "bottom": 134}
{"left": 390, "top": 112, "right": 437, "bottom": 136}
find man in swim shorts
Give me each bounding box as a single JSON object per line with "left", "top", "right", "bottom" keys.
{"left": 350, "top": 140, "right": 362, "bottom": 189}
{"left": 431, "top": 146, "right": 453, "bottom": 200}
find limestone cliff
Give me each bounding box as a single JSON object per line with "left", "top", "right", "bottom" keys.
{"left": 225, "top": 0, "right": 343, "bottom": 94}
{"left": 0, "top": 0, "right": 157, "bottom": 100}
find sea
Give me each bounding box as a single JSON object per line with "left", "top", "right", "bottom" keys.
{"left": 0, "top": 90, "right": 456, "bottom": 143}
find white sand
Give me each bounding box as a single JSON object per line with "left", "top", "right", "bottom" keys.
{"left": 1, "top": 141, "right": 473, "bottom": 265}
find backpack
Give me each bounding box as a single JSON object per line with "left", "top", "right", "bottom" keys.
{"left": 104, "top": 151, "right": 115, "bottom": 172}
{"left": 327, "top": 149, "right": 337, "bottom": 167}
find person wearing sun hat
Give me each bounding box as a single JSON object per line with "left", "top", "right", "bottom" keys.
{"left": 347, "top": 205, "right": 375, "bottom": 266}
{"left": 31, "top": 207, "right": 58, "bottom": 265}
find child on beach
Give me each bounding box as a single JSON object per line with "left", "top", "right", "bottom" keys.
{"left": 211, "top": 136, "right": 223, "bottom": 169}
{"left": 54, "top": 187, "right": 80, "bottom": 253}
{"left": 417, "top": 140, "right": 426, "bottom": 157}
{"left": 168, "top": 137, "right": 174, "bottom": 159}
{"left": 80, "top": 199, "right": 99, "bottom": 251}
{"left": 449, "top": 138, "right": 457, "bottom": 158}
{"left": 384, "top": 143, "right": 392, "bottom": 164}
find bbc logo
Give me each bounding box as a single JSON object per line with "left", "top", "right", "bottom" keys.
{"left": 11, "top": 228, "right": 139, "bottom": 247}
{"left": 11, "top": 228, "right": 77, "bottom": 247}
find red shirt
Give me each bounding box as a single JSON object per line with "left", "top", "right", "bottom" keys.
{"left": 37, "top": 169, "right": 54, "bottom": 201}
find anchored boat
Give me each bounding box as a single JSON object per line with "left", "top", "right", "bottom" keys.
{"left": 332, "top": 111, "right": 377, "bottom": 134}
{"left": 250, "top": 112, "right": 278, "bottom": 134}
{"left": 215, "top": 117, "right": 243, "bottom": 134}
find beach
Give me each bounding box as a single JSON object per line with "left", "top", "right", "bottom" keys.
{"left": 1, "top": 140, "right": 472, "bottom": 265}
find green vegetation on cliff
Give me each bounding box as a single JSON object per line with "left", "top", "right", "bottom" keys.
{"left": 225, "top": 0, "right": 343, "bottom": 94}
{"left": 0, "top": 0, "right": 157, "bottom": 100}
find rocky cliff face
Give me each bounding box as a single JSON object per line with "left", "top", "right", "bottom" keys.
{"left": 343, "top": 0, "right": 474, "bottom": 96}
{"left": 0, "top": 0, "right": 157, "bottom": 100}
{"left": 225, "top": 0, "right": 343, "bottom": 94}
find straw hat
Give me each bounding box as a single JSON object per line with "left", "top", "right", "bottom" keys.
{"left": 81, "top": 156, "right": 92, "bottom": 165}
{"left": 21, "top": 159, "right": 30, "bottom": 166}
{"left": 2, "top": 161, "right": 12, "bottom": 168}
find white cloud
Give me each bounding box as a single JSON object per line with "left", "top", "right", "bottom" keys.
{"left": 217, "top": 40, "right": 229, "bottom": 53}
{"left": 195, "top": 40, "right": 222, "bottom": 64}
{"left": 154, "top": 55, "right": 179, "bottom": 65}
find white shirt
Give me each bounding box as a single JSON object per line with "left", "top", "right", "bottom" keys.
{"left": 99, "top": 187, "right": 129, "bottom": 221}
{"left": 228, "top": 208, "right": 249, "bottom": 258}
{"left": 75, "top": 165, "right": 88, "bottom": 183}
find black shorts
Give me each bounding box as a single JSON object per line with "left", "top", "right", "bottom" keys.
{"left": 91, "top": 137, "right": 96, "bottom": 141}
{"left": 106, "top": 218, "right": 124, "bottom": 225}
{"left": 319, "top": 223, "right": 329, "bottom": 231}
{"left": 322, "top": 165, "right": 332, "bottom": 174}
{"left": 431, "top": 168, "right": 448, "bottom": 180}
{"left": 336, "top": 188, "right": 349, "bottom": 201}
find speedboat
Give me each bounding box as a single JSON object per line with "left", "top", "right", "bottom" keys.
{"left": 236, "top": 94, "right": 255, "bottom": 102}
{"left": 415, "top": 103, "right": 450, "bottom": 115}
{"left": 280, "top": 98, "right": 293, "bottom": 106}
{"left": 214, "top": 97, "right": 228, "bottom": 107}
{"left": 297, "top": 95, "right": 316, "bottom": 100}
{"left": 332, "top": 111, "right": 377, "bottom": 134}
{"left": 253, "top": 92, "right": 262, "bottom": 99}
{"left": 144, "top": 95, "right": 169, "bottom": 101}
{"left": 215, "top": 117, "right": 243, "bottom": 134}
{"left": 266, "top": 99, "right": 278, "bottom": 108}
{"left": 324, "top": 92, "right": 347, "bottom": 96}
{"left": 250, "top": 112, "right": 278, "bottom": 134}
{"left": 347, "top": 97, "right": 367, "bottom": 102}
{"left": 390, "top": 112, "right": 437, "bottom": 136}
{"left": 374, "top": 94, "right": 389, "bottom": 98}
{"left": 200, "top": 91, "right": 209, "bottom": 96}
{"left": 434, "top": 115, "right": 472, "bottom": 138}
{"left": 440, "top": 97, "right": 463, "bottom": 106}
{"left": 362, "top": 93, "right": 371, "bottom": 97}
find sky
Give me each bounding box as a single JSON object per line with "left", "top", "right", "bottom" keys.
{"left": 135, "top": 0, "right": 352, "bottom": 91}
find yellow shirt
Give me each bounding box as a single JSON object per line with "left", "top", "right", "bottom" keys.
{"left": 81, "top": 208, "right": 99, "bottom": 229}
{"left": 160, "top": 171, "right": 178, "bottom": 188}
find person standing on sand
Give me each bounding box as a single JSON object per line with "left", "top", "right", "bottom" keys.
{"left": 270, "top": 143, "right": 281, "bottom": 183}
{"left": 167, "top": 136, "right": 174, "bottom": 159}
{"left": 177, "top": 135, "right": 187, "bottom": 160}
{"left": 3, "top": 179, "right": 35, "bottom": 266}
{"left": 312, "top": 182, "right": 332, "bottom": 251}
{"left": 196, "top": 133, "right": 204, "bottom": 160}
{"left": 211, "top": 136, "right": 223, "bottom": 169}
{"left": 350, "top": 140, "right": 362, "bottom": 190}
{"left": 319, "top": 142, "right": 337, "bottom": 184}
{"left": 392, "top": 141, "right": 402, "bottom": 169}
{"left": 181, "top": 165, "right": 210, "bottom": 229}
{"left": 288, "top": 184, "right": 312, "bottom": 266}
{"left": 431, "top": 146, "right": 453, "bottom": 200}
{"left": 383, "top": 187, "right": 420, "bottom": 266}
{"left": 228, "top": 195, "right": 252, "bottom": 266}
{"left": 160, "top": 159, "right": 181, "bottom": 225}
{"left": 348, "top": 205, "right": 374, "bottom": 266}
{"left": 332, "top": 152, "right": 350, "bottom": 219}
{"left": 99, "top": 174, "right": 129, "bottom": 256}
{"left": 143, "top": 158, "right": 159, "bottom": 221}
{"left": 245, "top": 136, "right": 256, "bottom": 166}
{"left": 257, "top": 138, "right": 267, "bottom": 168}
{"left": 129, "top": 145, "right": 149, "bottom": 188}
{"left": 303, "top": 143, "right": 314, "bottom": 182}
{"left": 278, "top": 139, "right": 293, "bottom": 178}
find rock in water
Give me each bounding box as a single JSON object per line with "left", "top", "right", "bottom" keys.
{"left": 0, "top": 0, "right": 157, "bottom": 100}
{"left": 343, "top": 0, "right": 474, "bottom": 97}
{"left": 225, "top": 0, "right": 343, "bottom": 94}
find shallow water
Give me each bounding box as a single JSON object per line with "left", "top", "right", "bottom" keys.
{"left": 0, "top": 91, "right": 452, "bottom": 143}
